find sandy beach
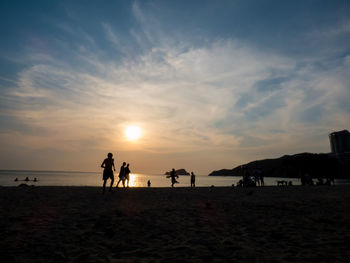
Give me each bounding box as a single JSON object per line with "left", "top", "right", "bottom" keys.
{"left": 1, "top": 185, "right": 350, "bottom": 262}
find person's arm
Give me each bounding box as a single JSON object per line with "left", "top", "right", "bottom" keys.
{"left": 101, "top": 159, "right": 106, "bottom": 168}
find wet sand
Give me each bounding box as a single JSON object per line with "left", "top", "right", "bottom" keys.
{"left": 0, "top": 185, "right": 350, "bottom": 262}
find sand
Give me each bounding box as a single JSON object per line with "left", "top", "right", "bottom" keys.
{"left": 0, "top": 185, "right": 350, "bottom": 262}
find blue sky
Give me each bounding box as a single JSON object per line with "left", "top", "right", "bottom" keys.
{"left": 1, "top": 0, "right": 350, "bottom": 173}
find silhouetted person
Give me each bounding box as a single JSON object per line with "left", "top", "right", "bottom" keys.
{"left": 125, "top": 163, "right": 131, "bottom": 187}
{"left": 24, "top": 177, "right": 29, "bottom": 182}
{"left": 33, "top": 178, "right": 38, "bottom": 182}
{"left": 14, "top": 178, "right": 18, "bottom": 182}
{"left": 147, "top": 180, "right": 151, "bottom": 187}
{"left": 116, "top": 162, "right": 126, "bottom": 188}
{"left": 101, "top": 153, "right": 115, "bottom": 194}
{"left": 170, "top": 168, "right": 179, "bottom": 188}
{"left": 253, "top": 170, "right": 260, "bottom": 186}
{"left": 190, "top": 172, "right": 196, "bottom": 187}
{"left": 259, "top": 169, "right": 264, "bottom": 186}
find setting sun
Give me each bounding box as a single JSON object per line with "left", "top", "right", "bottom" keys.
{"left": 125, "top": 126, "right": 141, "bottom": 140}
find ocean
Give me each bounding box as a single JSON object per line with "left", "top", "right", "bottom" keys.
{"left": 0, "top": 169, "right": 313, "bottom": 187}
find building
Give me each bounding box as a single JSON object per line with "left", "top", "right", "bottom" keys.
{"left": 329, "top": 130, "right": 350, "bottom": 159}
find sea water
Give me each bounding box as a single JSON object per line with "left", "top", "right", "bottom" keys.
{"left": 0, "top": 169, "right": 314, "bottom": 187}
{"left": 1, "top": 170, "right": 349, "bottom": 187}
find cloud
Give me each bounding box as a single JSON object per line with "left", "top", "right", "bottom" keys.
{"left": 1, "top": 3, "right": 350, "bottom": 172}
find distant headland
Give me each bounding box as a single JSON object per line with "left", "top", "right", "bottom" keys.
{"left": 209, "top": 130, "right": 350, "bottom": 179}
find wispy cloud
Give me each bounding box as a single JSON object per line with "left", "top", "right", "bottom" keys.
{"left": 0, "top": 1, "right": 350, "bottom": 173}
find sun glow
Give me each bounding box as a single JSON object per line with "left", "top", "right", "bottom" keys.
{"left": 125, "top": 126, "right": 141, "bottom": 140}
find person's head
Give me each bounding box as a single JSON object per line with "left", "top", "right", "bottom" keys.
{"left": 123, "top": 162, "right": 126, "bottom": 166}
{"left": 191, "top": 172, "right": 194, "bottom": 175}
{"left": 172, "top": 168, "right": 175, "bottom": 171}
{"left": 107, "top": 153, "right": 113, "bottom": 158}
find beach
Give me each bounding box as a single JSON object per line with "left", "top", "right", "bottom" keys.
{"left": 1, "top": 186, "right": 350, "bottom": 262}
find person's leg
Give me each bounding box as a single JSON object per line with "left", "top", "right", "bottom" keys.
{"left": 102, "top": 179, "right": 107, "bottom": 194}
{"left": 109, "top": 177, "right": 114, "bottom": 191}
{"left": 116, "top": 179, "right": 121, "bottom": 187}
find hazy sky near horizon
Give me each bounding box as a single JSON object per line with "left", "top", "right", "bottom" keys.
{"left": 1, "top": 0, "right": 350, "bottom": 174}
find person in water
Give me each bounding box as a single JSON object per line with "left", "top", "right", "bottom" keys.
{"left": 125, "top": 163, "right": 131, "bottom": 187}
{"left": 190, "top": 172, "right": 196, "bottom": 188}
{"left": 169, "top": 168, "right": 179, "bottom": 188}
{"left": 116, "top": 162, "right": 126, "bottom": 188}
{"left": 101, "top": 153, "right": 115, "bottom": 193}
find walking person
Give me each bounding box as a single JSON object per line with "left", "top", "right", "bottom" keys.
{"left": 116, "top": 162, "right": 126, "bottom": 188}
{"left": 101, "top": 153, "right": 115, "bottom": 194}
{"left": 190, "top": 172, "right": 196, "bottom": 188}
{"left": 169, "top": 168, "right": 179, "bottom": 188}
{"left": 125, "top": 163, "right": 131, "bottom": 187}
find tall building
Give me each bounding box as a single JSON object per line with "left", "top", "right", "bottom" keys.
{"left": 329, "top": 130, "right": 350, "bottom": 155}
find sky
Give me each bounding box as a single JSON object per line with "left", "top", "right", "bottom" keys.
{"left": 0, "top": 0, "right": 350, "bottom": 174}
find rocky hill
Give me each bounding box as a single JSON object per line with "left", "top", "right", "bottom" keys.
{"left": 165, "top": 169, "right": 190, "bottom": 176}
{"left": 209, "top": 153, "right": 350, "bottom": 178}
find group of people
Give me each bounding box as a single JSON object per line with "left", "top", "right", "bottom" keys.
{"left": 14, "top": 177, "right": 38, "bottom": 182}
{"left": 101, "top": 153, "right": 197, "bottom": 192}
{"left": 167, "top": 168, "right": 196, "bottom": 188}
{"left": 238, "top": 166, "right": 264, "bottom": 187}
{"left": 100, "top": 153, "right": 131, "bottom": 193}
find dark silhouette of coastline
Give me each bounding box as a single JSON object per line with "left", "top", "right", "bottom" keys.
{"left": 209, "top": 152, "right": 350, "bottom": 179}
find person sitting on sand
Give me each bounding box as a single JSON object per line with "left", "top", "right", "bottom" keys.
{"left": 101, "top": 153, "right": 116, "bottom": 193}
{"left": 169, "top": 168, "right": 179, "bottom": 188}
{"left": 116, "top": 162, "right": 126, "bottom": 188}
{"left": 125, "top": 163, "right": 131, "bottom": 188}
{"left": 190, "top": 172, "right": 196, "bottom": 188}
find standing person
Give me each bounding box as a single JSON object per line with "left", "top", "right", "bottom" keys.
{"left": 116, "top": 162, "right": 126, "bottom": 188}
{"left": 169, "top": 168, "right": 179, "bottom": 188}
{"left": 190, "top": 172, "right": 196, "bottom": 188}
{"left": 253, "top": 170, "right": 260, "bottom": 186}
{"left": 101, "top": 153, "right": 115, "bottom": 194}
{"left": 259, "top": 169, "right": 264, "bottom": 186}
{"left": 125, "top": 163, "right": 131, "bottom": 188}
{"left": 147, "top": 180, "right": 151, "bottom": 187}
